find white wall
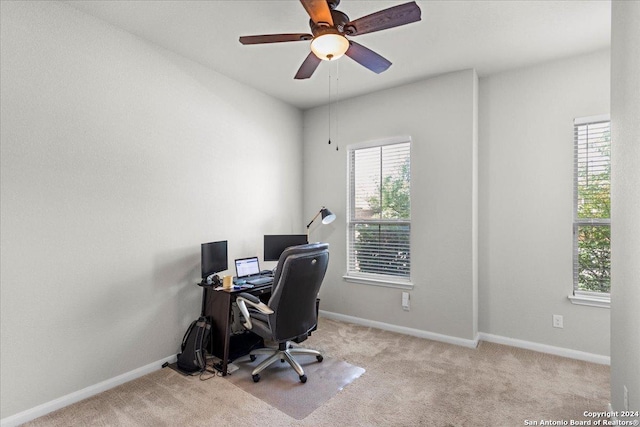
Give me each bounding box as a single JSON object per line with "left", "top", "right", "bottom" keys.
{"left": 303, "top": 70, "right": 479, "bottom": 341}
{"left": 478, "top": 50, "right": 611, "bottom": 356}
{"left": 610, "top": 0, "right": 640, "bottom": 416}
{"left": 0, "top": 1, "right": 302, "bottom": 419}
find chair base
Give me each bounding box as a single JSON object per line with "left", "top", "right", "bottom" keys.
{"left": 248, "top": 342, "right": 323, "bottom": 383}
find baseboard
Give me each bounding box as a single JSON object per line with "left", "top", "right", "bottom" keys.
{"left": 318, "top": 311, "right": 610, "bottom": 365}
{"left": 477, "top": 333, "right": 610, "bottom": 365}
{"left": 319, "top": 310, "right": 480, "bottom": 349}
{"left": 0, "top": 354, "right": 177, "bottom": 427}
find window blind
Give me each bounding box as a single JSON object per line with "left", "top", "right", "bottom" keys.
{"left": 574, "top": 120, "right": 610, "bottom": 221}
{"left": 348, "top": 141, "right": 411, "bottom": 279}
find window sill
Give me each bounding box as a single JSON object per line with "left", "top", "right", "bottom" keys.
{"left": 343, "top": 274, "right": 414, "bottom": 290}
{"left": 568, "top": 294, "right": 610, "bottom": 309}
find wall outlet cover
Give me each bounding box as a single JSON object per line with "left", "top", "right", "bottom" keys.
{"left": 552, "top": 314, "right": 564, "bottom": 329}
{"left": 402, "top": 292, "right": 410, "bottom": 311}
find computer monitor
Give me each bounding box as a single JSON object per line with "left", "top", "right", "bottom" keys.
{"left": 201, "top": 240, "right": 228, "bottom": 279}
{"left": 263, "top": 234, "right": 308, "bottom": 261}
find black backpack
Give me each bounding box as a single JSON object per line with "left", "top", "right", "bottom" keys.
{"left": 177, "top": 316, "right": 211, "bottom": 373}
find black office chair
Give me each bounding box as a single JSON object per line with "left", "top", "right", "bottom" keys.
{"left": 236, "top": 242, "right": 329, "bottom": 383}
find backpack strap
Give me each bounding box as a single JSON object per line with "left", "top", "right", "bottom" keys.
{"left": 181, "top": 319, "right": 197, "bottom": 352}
{"left": 194, "top": 316, "right": 211, "bottom": 371}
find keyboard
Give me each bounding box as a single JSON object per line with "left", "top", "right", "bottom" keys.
{"left": 246, "top": 276, "right": 273, "bottom": 286}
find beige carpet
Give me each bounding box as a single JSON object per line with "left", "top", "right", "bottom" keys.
{"left": 25, "top": 317, "right": 610, "bottom": 426}
{"left": 227, "top": 353, "right": 365, "bottom": 420}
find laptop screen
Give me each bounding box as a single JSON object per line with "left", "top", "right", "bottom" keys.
{"left": 235, "top": 257, "right": 261, "bottom": 278}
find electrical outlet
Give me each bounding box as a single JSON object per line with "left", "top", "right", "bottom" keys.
{"left": 623, "top": 385, "right": 629, "bottom": 411}
{"left": 402, "top": 292, "right": 410, "bottom": 311}
{"left": 552, "top": 314, "right": 564, "bottom": 329}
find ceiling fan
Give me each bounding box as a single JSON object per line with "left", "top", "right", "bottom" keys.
{"left": 239, "top": 0, "right": 422, "bottom": 79}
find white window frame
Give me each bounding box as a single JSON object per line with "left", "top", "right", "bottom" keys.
{"left": 343, "top": 136, "right": 413, "bottom": 289}
{"left": 568, "top": 114, "right": 611, "bottom": 309}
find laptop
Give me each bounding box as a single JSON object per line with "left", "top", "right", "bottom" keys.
{"left": 234, "top": 257, "right": 273, "bottom": 286}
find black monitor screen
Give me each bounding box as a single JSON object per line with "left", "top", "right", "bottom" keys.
{"left": 201, "top": 240, "right": 228, "bottom": 278}
{"left": 264, "top": 234, "right": 308, "bottom": 261}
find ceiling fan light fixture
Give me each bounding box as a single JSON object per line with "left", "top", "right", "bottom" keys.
{"left": 310, "top": 33, "right": 349, "bottom": 61}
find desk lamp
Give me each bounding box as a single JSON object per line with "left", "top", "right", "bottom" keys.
{"left": 306, "top": 207, "right": 336, "bottom": 240}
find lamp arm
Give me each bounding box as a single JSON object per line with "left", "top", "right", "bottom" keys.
{"left": 306, "top": 210, "right": 322, "bottom": 229}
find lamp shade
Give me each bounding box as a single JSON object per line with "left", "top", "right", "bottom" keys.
{"left": 307, "top": 207, "right": 336, "bottom": 239}
{"left": 310, "top": 33, "right": 349, "bottom": 61}
{"left": 320, "top": 208, "right": 336, "bottom": 224}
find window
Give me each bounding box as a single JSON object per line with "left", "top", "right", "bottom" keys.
{"left": 346, "top": 137, "right": 411, "bottom": 286}
{"left": 572, "top": 115, "right": 610, "bottom": 306}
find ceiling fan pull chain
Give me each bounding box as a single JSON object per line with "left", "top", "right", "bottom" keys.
{"left": 328, "top": 65, "right": 332, "bottom": 146}
{"left": 335, "top": 60, "right": 339, "bottom": 151}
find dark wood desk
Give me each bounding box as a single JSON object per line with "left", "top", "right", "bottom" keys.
{"left": 200, "top": 284, "right": 272, "bottom": 375}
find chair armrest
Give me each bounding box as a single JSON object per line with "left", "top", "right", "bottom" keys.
{"left": 236, "top": 293, "right": 274, "bottom": 329}
{"left": 236, "top": 292, "right": 261, "bottom": 304}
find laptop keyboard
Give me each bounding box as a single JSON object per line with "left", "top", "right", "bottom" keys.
{"left": 246, "top": 276, "right": 273, "bottom": 286}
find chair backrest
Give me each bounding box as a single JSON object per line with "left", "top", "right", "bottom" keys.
{"left": 267, "top": 242, "right": 329, "bottom": 342}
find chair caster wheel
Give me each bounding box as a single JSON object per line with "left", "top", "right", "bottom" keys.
{"left": 252, "top": 374, "right": 260, "bottom": 383}
{"left": 249, "top": 355, "right": 256, "bottom": 362}
{"left": 299, "top": 374, "right": 307, "bottom": 383}
{"left": 316, "top": 355, "right": 323, "bottom": 363}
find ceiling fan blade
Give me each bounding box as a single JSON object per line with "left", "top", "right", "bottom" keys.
{"left": 347, "top": 1, "right": 421, "bottom": 36}
{"left": 294, "top": 52, "right": 322, "bottom": 79}
{"left": 299, "top": 0, "right": 334, "bottom": 26}
{"left": 345, "top": 41, "right": 392, "bottom": 74}
{"left": 239, "top": 33, "right": 313, "bottom": 45}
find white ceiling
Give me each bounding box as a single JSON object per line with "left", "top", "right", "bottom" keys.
{"left": 66, "top": 0, "right": 611, "bottom": 110}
